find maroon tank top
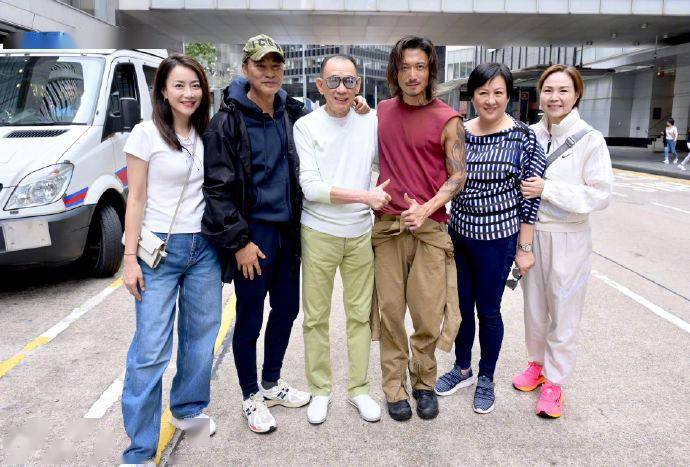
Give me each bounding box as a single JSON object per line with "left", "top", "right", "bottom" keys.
{"left": 376, "top": 97, "right": 459, "bottom": 223}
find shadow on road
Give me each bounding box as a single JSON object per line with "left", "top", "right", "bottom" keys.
{"left": 0, "top": 264, "right": 94, "bottom": 293}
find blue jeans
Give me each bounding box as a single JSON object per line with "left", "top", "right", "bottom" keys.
{"left": 451, "top": 229, "right": 517, "bottom": 381}
{"left": 121, "top": 233, "right": 222, "bottom": 464}
{"left": 664, "top": 140, "right": 678, "bottom": 160}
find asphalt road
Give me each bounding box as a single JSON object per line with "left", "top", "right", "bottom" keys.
{"left": 0, "top": 168, "right": 688, "bottom": 465}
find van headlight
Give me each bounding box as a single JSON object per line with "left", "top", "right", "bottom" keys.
{"left": 4, "top": 163, "right": 74, "bottom": 210}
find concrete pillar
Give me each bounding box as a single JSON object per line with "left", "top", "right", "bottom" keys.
{"left": 671, "top": 53, "right": 690, "bottom": 145}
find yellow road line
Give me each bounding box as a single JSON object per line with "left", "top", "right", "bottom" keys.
{"left": 214, "top": 295, "right": 237, "bottom": 355}
{"left": 154, "top": 294, "right": 237, "bottom": 465}
{"left": 0, "top": 277, "right": 123, "bottom": 380}
{"left": 613, "top": 167, "right": 690, "bottom": 186}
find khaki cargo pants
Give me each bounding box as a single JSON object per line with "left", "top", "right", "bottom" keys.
{"left": 373, "top": 215, "right": 456, "bottom": 403}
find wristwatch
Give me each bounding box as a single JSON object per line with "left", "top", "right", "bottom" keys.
{"left": 517, "top": 242, "right": 533, "bottom": 253}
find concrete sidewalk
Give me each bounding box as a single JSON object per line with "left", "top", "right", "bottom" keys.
{"left": 165, "top": 265, "right": 689, "bottom": 465}
{"left": 609, "top": 146, "right": 690, "bottom": 180}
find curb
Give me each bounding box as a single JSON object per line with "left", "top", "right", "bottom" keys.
{"left": 611, "top": 162, "right": 690, "bottom": 181}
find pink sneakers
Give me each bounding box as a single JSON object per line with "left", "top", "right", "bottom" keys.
{"left": 512, "top": 361, "right": 545, "bottom": 392}
{"left": 536, "top": 382, "right": 563, "bottom": 418}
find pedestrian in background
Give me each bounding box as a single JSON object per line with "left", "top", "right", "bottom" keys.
{"left": 677, "top": 127, "right": 690, "bottom": 170}
{"left": 435, "top": 63, "right": 546, "bottom": 415}
{"left": 121, "top": 54, "right": 221, "bottom": 464}
{"left": 516, "top": 64, "right": 613, "bottom": 418}
{"left": 664, "top": 117, "right": 679, "bottom": 164}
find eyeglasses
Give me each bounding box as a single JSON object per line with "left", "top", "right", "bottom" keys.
{"left": 505, "top": 267, "right": 523, "bottom": 290}
{"left": 324, "top": 75, "right": 359, "bottom": 89}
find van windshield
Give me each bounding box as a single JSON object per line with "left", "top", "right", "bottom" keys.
{"left": 0, "top": 56, "right": 104, "bottom": 126}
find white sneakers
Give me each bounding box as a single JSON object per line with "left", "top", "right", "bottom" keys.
{"left": 170, "top": 412, "right": 216, "bottom": 436}
{"left": 347, "top": 394, "right": 381, "bottom": 422}
{"left": 259, "top": 379, "right": 311, "bottom": 408}
{"left": 679, "top": 164, "right": 687, "bottom": 171}
{"left": 242, "top": 393, "right": 277, "bottom": 434}
{"left": 241, "top": 379, "right": 311, "bottom": 434}
{"left": 307, "top": 395, "right": 331, "bottom": 424}
{"left": 308, "top": 394, "right": 381, "bottom": 424}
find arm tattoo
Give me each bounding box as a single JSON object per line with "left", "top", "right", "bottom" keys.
{"left": 440, "top": 118, "right": 468, "bottom": 197}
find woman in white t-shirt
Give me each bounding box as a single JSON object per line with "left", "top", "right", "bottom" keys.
{"left": 664, "top": 117, "right": 680, "bottom": 164}
{"left": 120, "top": 55, "right": 221, "bottom": 465}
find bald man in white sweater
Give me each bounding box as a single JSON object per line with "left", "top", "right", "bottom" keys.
{"left": 293, "top": 54, "right": 390, "bottom": 425}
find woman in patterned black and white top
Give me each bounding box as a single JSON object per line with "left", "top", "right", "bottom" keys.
{"left": 435, "top": 63, "right": 546, "bottom": 415}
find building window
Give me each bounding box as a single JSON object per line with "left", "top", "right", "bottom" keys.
{"left": 58, "top": 0, "right": 95, "bottom": 16}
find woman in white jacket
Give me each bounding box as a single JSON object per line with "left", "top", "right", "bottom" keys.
{"left": 512, "top": 64, "right": 614, "bottom": 418}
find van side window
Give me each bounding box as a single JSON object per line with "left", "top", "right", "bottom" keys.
{"left": 103, "top": 63, "right": 138, "bottom": 139}
{"left": 143, "top": 65, "right": 157, "bottom": 96}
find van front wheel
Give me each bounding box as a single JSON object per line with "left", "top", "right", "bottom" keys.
{"left": 80, "top": 204, "right": 123, "bottom": 277}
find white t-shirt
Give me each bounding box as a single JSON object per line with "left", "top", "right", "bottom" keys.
{"left": 294, "top": 106, "right": 378, "bottom": 238}
{"left": 665, "top": 125, "right": 678, "bottom": 141}
{"left": 124, "top": 120, "right": 205, "bottom": 234}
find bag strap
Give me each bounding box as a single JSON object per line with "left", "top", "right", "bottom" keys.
{"left": 163, "top": 134, "right": 197, "bottom": 250}
{"left": 545, "top": 127, "right": 592, "bottom": 169}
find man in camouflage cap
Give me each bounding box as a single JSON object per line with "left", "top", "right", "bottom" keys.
{"left": 242, "top": 33, "right": 284, "bottom": 61}
{"left": 203, "top": 33, "right": 310, "bottom": 434}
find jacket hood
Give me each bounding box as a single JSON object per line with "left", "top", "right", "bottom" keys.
{"left": 222, "top": 77, "right": 288, "bottom": 118}
{"left": 221, "top": 77, "right": 304, "bottom": 119}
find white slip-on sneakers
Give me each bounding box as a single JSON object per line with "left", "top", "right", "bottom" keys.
{"left": 307, "top": 395, "right": 331, "bottom": 425}
{"left": 347, "top": 394, "right": 381, "bottom": 422}
{"left": 170, "top": 412, "right": 216, "bottom": 436}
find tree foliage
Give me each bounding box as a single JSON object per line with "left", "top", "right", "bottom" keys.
{"left": 186, "top": 42, "right": 217, "bottom": 72}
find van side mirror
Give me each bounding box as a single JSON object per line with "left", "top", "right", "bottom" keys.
{"left": 120, "top": 97, "right": 141, "bottom": 132}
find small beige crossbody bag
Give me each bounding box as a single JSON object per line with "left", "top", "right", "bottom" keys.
{"left": 122, "top": 136, "right": 197, "bottom": 269}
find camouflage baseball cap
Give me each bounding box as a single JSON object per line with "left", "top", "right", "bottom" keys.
{"left": 242, "top": 34, "right": 284, "bottom": 62}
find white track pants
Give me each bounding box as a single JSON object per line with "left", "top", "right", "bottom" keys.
{"left": 521, "top": 229, "right": 591, "bottom": 385}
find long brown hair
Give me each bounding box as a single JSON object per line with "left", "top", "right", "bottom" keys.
{"left": 537, "top": 64, "right": 585, "bottom": 107}
{"left": 386, "top": 36, "right": 439, "bottom": 102}
{"left": 152, "top": 54, "right": 211, "bottom": 151}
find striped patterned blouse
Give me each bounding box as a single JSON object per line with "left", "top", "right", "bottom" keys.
{"left": 450, "top": 119, "right": 546, "bottom": 241}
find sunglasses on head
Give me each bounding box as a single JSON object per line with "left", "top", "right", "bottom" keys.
{"left": 324, "top": 75, "right": 358, "bottom": 89}
{"left": 505, "top": 267, "right": 523, "bottom": 291}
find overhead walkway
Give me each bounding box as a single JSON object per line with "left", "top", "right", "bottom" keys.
{"left": 118, "top": 0, "right": 690, "bottom": 46}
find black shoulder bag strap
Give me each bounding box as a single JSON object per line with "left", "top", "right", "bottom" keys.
{"left": 545, "top": 127, "right": 593, "bottom": 170}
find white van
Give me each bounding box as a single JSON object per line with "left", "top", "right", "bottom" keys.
{"left": 0, "top": 49, "right": 164, "bottom": 276}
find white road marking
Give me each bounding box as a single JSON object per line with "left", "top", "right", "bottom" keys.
{"left": 612, "top": 191, "right": 628, "bottom": 197}
{"left": 84, "top": 373, "right": 124, "bottom": 419}
{"left": 42, "top": 280, "right": 123, "bottom": 340}
{"left": 592, "top": 270, "right": 690, "bottom": 334}
{"left": 651, "top": 202, "right": 690, "bottom": 215}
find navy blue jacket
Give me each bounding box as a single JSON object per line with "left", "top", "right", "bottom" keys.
{"left": 201, "top": 78, "right": 306, "bottom": 284}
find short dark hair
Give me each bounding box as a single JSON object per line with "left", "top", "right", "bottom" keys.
{"left": 667, "top": 117, "right": 675, "bottom": 125}
{"left": 320, "top": 54, "right": 358, "bottom": 76}
{"left": 467, "top": 62, "right": 514, "bottom": 98}
{"left": 386, "top": 35, "right": 439, "bottom": 101}
{"left": 152, "top": 54, "right": 211, "bottom": 151}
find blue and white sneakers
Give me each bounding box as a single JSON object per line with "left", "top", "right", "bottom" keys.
{"left": 473, "top": 376, "right": 496, "bottom": 414}
{"left": 435, "top": 366, "right": 475, "bottom": 396}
